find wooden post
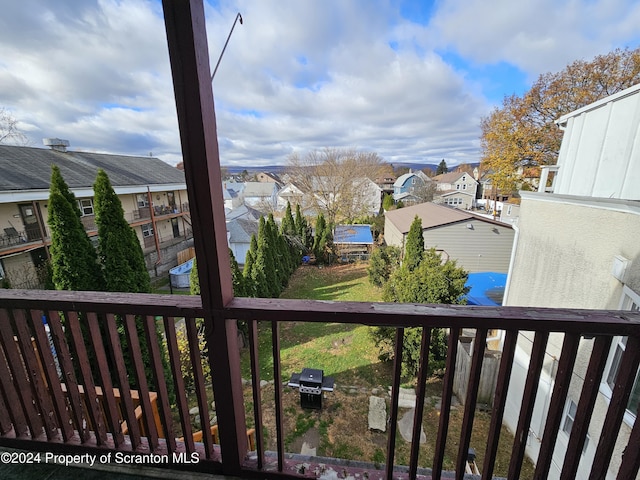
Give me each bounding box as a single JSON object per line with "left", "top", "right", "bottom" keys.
{"left": 162, "top": 0, "right": 247, "bottom": 473}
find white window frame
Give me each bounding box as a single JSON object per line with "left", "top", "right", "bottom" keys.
{"left": 78, "top": 198, "right": 94, "bottom": 216}
{"left": 141, "top": 223, "right": 155, "bottom": 238}
{"left": 561, "top": 399, "right": 590, "bottom": 453}
{"left": 463, "top": 184, "right": 467, "bottom": 190}
{"left": 0, "top": 260, "right": 5, "bottom": 279}
{"left": 600, "top": 286, "right": 640, "bottom": 426}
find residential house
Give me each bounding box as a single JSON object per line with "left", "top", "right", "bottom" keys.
{"left": 276, "top": 182, "right": 304, "bottom": 211}
{"left": 499, "top": 201, "right": 521, "bottom": 225}
{"left": 0, "top": 142, "right": 192, "bottom": 288}
{"left": 502, "top": 83, "right": 640, "bottom": 479}
{"left": 432, "top": 171, "right": 478, "bottom": 209}
{"left": 241, "top": 181, "right": 279, "bottom": 211}
{"left": 384, "top": 202, "right": 514, "bottom": 273}
{"left": 392, "top": 170, "right": 431, "bottom": 205}
{"left": 255, "top": 171, "right": 282, "bottom": 184}
{"left": 226, "top": 217, "right": 259, "bottom": 266}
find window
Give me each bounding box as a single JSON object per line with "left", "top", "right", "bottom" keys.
{"left": 141, "top": 223, "right": 154, "bottom": 237}
{"left": 463, "top": 184, "right": 467, "bottom": 190}
{"left": 0, "top": 260, "right": 4, "bottom": 280}
{"left": 507, "top": 205, "right": 513, "bottom": 215}
{"left": 462, "top": 175, "right": 466, "bottom": 182}
{"left": 602, "top": 286, "right": 640, "bottom": 422}
{"left": 562, "top": 399, "right": 590, "bottom": 453}
{"left": 78, "top": 198, "right": 94, "bottom": 216}
{"left": 456, "top": 184, "right": 460, "bottom": 190}
{"left": 137, "top": 193, "right": 149, "bottom": 208}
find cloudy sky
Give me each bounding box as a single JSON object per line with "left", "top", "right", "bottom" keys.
{"left": 1, "top": 0, "right": 639, "bottom": 168}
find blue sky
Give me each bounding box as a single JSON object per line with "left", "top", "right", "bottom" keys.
{"left": 0, "top": 0, "right": 639, "bottom": 167}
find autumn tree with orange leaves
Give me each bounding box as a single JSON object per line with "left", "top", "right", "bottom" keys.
{"left": 481, "top": 47, "right": 640, "bottom": 193}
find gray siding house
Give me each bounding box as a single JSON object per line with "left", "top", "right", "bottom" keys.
{"left": 384, "top": 202, "right": 514, "bottom": 273}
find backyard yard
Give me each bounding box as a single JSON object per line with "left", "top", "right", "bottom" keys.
{"left": 239, "top": 262, "right": 534, "bottom": 478}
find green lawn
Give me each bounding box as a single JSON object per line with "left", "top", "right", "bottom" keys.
{"left": 240, "top": 263, "right": 388, "bottom": 385}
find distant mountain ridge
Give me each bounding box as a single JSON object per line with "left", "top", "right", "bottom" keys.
{"left": 224, "top": 162, "right": 480, "bottom": 175}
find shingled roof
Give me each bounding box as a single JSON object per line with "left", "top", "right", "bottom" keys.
{"left": 0, "top": 145, "right": 185, "bottom": 191}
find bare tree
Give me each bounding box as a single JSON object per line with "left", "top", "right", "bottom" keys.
{"left": 286, "top": 148, "right": 385, "bottom": 225}
{"left": 0, "top": 108, "right": 28, "bottom": 145}
{"left": 412, "top": 181, "right": 438, "bottom": 203}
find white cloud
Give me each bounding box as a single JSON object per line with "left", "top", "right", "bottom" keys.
{"left": 0, "top": 0, "right": 638, "bottom": 168}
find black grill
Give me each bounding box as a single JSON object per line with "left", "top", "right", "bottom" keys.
{"left": 288, "top": 368, "right": 334, "bottom": 409}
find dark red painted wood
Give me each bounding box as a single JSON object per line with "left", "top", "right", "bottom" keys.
{"left": 0, "top": 310, "right": 29, "bottom": 437}
{"left": 85, "top": 311, "right": 125, "bottom": 447}
{"left": 560, "top": 335, "right": 611, "bottom": 479}
{"left": 432, "top": 328, "right": 460, "bottom": 480}
{"left": 46, "top": 310, "right": 90, "bottom": 442}
{"left": 0, "top": 309, "right": 45, "bottom": 439}
{"left": 103, "top": 312, "right": 141, "bottom": 449}
{"left": 617, "top": 396, "right": 640, "bottom": 479}
{"left": 65, "top": 311, "right": 108, "bottom": 445}
{"left": 123, "top": 314, "right": 159, "bottom": 451}
{"left": 456, "top": 328, "right": 488, "bottom": 480}
{"left": 143, "top": 314, "right": 177, "bottom": 453}
{"left": 248, "top": 319, "right": 264, "bottom": 469}
{"left": 534, "top": 333, "right": 580, "bottom": 479}
{"left": 271, "top": 321, "right": 284, "bottom": 472}
{"left": 161, "top": 1, "right": 248, "bottom": 472}
{"left": 10, "top": 309, "right": 58, "bottom": 440}
{"left": 386, "top": 328, "right": 404, "bottom": 480}
{"left": 590, "top": 335, "right": 640, "bottom": 479}
{"left": 27, "top": 309, "right": 74, "bottom": 441}
{"left": 163, "top": 315, "right": 195, "bottom": 454}
{"left": 409, "top": 328, "right": 431, "bottom": 479}
{"left": 508, "top": 331, "right": 549, "bottom": 480}
{"left": 185, "top": 316, "right": 215, "bottom": 459}
{"left": 482, "top": 329, "right": 518, "bottom": 480}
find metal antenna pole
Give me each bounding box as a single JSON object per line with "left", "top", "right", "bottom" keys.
{"left": 211, "top": 13, "right": 243, "bottom": 81}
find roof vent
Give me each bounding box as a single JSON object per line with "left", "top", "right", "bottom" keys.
{"left": 43, "top": 138, "right": 70, "bottom": 152}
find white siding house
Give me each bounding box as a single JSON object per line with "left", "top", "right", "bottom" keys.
{"left": 503, "top": 83, "right": 640, "bottom": 480}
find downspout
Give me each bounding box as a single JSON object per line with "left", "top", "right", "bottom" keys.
{"left": 33, "top": 201, "right": 50, "bottom": 260}
{"left": 147, "top": 188, "right": 162, "bottom": 266}
{"left": 496, "top": 220, "right": 520, "bottom": 350}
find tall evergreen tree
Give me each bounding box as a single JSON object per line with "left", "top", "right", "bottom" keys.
{"left": 404, "top": 215, "right": 424, "bottom": 271}
{"left": 281, "top": 201, "right": 295, "bottom": 236}
{"left": 93, "top": 169, "right": 150, "bottom": 293}
{"left": 93, "top": 169, "right": 163, "bottom": 395}
{"left": 243, "top": 236, "right": 257, "bottom": 297}
{"left": 48, "top": 165, "right": 103, "bottom": 291}
{"left": 50, "top": 164, "right": 83, "bottom": 218}
{"left": 229, "top": 249, "right": 246, "bottom": 296}
{"left": 436, "top": 159, "right": 448, "bottom": 175}
{"left": 313, "top": 213, "right": 327, "bottom": 261}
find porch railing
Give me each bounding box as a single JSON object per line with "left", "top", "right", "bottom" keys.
{"left": 0, "top": 288, "right": 639, "bottom": 479}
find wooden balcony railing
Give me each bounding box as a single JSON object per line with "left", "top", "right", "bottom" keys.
{"left": 0, "top": 289, "right": 639, "bottom": 479}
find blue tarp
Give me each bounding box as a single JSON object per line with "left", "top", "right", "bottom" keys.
{"left": 333, "top": 225, "right": 373, "bottom": 244}
{"left": 464, "top": 272, "right": 507, "bottom": 306}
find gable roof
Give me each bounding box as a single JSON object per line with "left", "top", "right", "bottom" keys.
{"left": 243, "top": 182, "right": 277, "bottom": 197}
{"left": 433, "top": 171, "right": 472, "bottom": 183}
{"left": 226, "top": 217, "right": 259, "bottom": 243}
{"left": 0, "top": 145, "right": 185, "bottom": 192}
{"left": 385, "top": 202, "right": 510, "bottom": 234}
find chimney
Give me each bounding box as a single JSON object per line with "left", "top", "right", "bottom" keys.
{"left": 43, "top": 138, "right": 70, "bottom": 152}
